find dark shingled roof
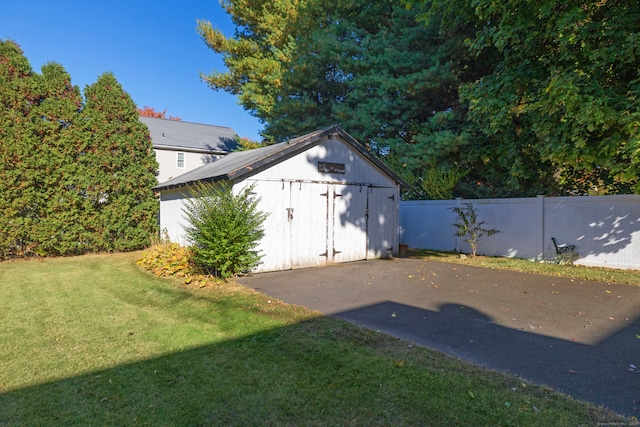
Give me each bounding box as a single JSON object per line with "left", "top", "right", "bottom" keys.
{"left": 153, "top": 125, "right": 408, "bottom": 191}
{"left": 140, "top": 116, "right": 238, "bottom": 154}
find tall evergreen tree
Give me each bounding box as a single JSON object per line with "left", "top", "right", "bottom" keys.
{"left": 80, "top": 72, "right": 159, "bottom": 251}
{"left": 0, "top": 40, "right": 39, "bottom": 256}
{"left": 29, "top": 62, "right": 88, "bottom": 255}
{"left": 197, "top": 0, "right": 311, "bottom": 124}
{"left": 266, "top": 2, "right": 491, "bottom": 197}
{"left": 0, "top": 43, "right": 91, "bottom": 255}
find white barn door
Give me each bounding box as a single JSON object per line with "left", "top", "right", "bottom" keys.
{"left": 331, "top": 185, "right": 398, "bottom": 262}
{"left": 250, "top": 180, "right": 397, "bottom": 272}
{"left": 331, "top": 184, "right": 368, "bottom": 263}
{"left": 250, "top": 180, "right": 329, "bottom": 272}
{"left": 366, "top": 186, "right": 399, "bottom": 258}
{"left": 290, "top": 182, "right": 330, "bottom": 268}
{"left": 250, "top": 180, "right": 292, "bottom": 272}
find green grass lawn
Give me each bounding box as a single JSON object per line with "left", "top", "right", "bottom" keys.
{"left": 412, "top": 249, "right": 640, "bottom": 286}
{"left": 0, "top": 252, "right": 629, "bottom": 426}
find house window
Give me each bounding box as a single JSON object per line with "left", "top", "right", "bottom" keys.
{"left": 177, "top": 152, "right": 185, "bottom": 169}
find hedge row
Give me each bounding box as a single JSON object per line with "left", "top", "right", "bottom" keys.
{"left": 0, "top": 40, "right": 158, "bottom": 257}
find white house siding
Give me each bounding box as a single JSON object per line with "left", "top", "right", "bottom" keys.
{"left": 154, "top": 149, "right": 222, "bottom": 184}
{"left": 400, "top": 195, "right": 640, "bottom": 270}
{"left": 158, "top": 135, "right": 401, "bottom": 273}
{"left": 159, "top": 188, "right": 197, "bottom": 246}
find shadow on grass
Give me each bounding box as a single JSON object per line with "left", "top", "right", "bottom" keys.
{"left": 0, "top": 301, "right": 635, "bottom": 425}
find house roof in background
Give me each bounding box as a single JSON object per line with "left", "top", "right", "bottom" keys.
{"left": 153, "top": 125, "right": 409, "bottom": 191}
{"left": 140, "top": 116, "right": 238, "bottom": 154}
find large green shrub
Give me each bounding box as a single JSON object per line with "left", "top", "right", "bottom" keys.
{"left": 182, "top": 181, "right": 268, "bottom": 278}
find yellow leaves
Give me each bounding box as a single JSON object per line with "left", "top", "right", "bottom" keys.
{"left": 137, "top": 241, "right": 196, "bottom": 279}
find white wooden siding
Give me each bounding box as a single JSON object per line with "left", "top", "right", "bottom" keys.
{"left": 158, "top": 188, "right": 192, "bottom": 246}
{"left": 253, "top": 136, "right": 397, "bottom": 186}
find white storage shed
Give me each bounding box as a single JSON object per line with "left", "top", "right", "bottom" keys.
{"left": 154, "top": 125, "right": 408, "bottom": 273}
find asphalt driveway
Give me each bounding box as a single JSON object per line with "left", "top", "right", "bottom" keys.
{"left": 236, "top": 257, "right": 640, "bottom": 417}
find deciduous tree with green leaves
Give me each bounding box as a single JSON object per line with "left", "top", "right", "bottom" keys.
{"left": 450, "top": 203, "right": 500, "bottom": 258}
{"left": 411, "top": 0, "right": 640, "bottom": 194}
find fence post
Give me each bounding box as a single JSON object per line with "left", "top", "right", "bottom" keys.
{"left": 537, "top": 195, "right": 545, "bottom": 262}
{"left": 455, "top": 198, "right": 463, "bottom": 253}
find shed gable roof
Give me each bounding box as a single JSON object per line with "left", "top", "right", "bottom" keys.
{"left": 140, "top": 116, "right": 238, "bottom": 154}
{"left": 153, "top": 125, "right": 408, "bottom": 191}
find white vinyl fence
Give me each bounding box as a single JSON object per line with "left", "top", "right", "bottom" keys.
{"left": 400, "top": 195, "right": 640, "bottom": 270}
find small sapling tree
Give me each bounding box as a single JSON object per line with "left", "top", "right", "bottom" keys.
{"left": 182, "top": 181, "right": 267, "bottom": 278}
{"left": 450, "top": 203, "right": 500, "bottom": 258}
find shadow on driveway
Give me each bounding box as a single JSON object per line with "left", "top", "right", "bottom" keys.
{"left": 237, "top": 257, "right": 640, "bottom": 416}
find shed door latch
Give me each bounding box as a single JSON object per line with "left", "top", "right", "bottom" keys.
{"left": 286, "top": 207, "right": 294, "bottom": 222}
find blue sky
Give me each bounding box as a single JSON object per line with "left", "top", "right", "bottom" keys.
{"left": 1, "top": 1, "right": 264, "bottom": 141}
